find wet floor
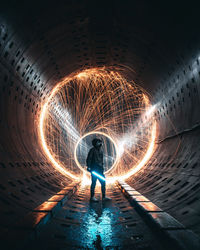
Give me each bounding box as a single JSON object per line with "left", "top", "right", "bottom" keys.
{"left": 30, "top": 183, "right": 166, "bottom": 250}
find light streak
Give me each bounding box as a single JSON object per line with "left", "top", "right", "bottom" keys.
{"left": 39, "top": 83, "right": 80, "bottom": 180}
{"left": 92, "top": 171, "right": 106, "bottom": 181}
{"left": 115, "top": 104, "right": 157, "bottom": 159}
{"left": 51, "top": 101, "right": 80, "bottom": 142}
{"left": 115, "top": 121, "right": 157, "bottom": 181}
{"left": 38, "top": 67, "right": 157, "bottom": 182}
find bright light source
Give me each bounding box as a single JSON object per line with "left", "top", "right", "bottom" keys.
{"left": 92, "top": 171, "right": 106, "bottom": 181}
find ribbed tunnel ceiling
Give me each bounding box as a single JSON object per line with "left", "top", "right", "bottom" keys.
{"left": 1, "top": 0, "right": 200, "bottom": 242}
{"left": 2, "top": 0, "right": 200, "bottom": 94}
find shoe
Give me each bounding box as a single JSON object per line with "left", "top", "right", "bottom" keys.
{"left": 90, "top": 197, "right": 99, "bottom": 202}
{"left": 102, "top": 196, "right": 112, "bottom": 201}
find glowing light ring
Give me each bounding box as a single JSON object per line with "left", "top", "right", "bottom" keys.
{"left": 74, "top": 131, "right": 119, "bottom": 174}
{"left": 38, "top": 67, "right": 157, "bottom": 183}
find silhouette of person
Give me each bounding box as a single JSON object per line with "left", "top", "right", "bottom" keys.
{"left": 86, "top": 138, "right": 112, "bottom": 202}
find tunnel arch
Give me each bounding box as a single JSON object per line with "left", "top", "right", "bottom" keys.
{"left": 0, "top": 0, "right": 200, "bottom": 240}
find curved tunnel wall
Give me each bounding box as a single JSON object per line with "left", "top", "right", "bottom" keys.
{"left": 0, "top": 14, "right": 75, "bottom": 228}
{"left": 127, "top": 51, "right": 200, "bottom": 235}
{"left": 0, "top": 0, "right": 200, "bottom": 236}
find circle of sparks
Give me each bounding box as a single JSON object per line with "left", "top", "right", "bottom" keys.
{"left": 38, "top": 67, "right": 157, "bottom": 182}
{"left": 74, "top": 131, "right": 119, "bottom": 174}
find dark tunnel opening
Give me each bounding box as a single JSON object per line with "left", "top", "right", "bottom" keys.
{"left": 0, "top": 1, "right": 200, "bottom": 249}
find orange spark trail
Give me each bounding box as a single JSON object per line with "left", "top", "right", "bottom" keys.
{"left": 38, "top": 67, "right": 157, "bottom": 182}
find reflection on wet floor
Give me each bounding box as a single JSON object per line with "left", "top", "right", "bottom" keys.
{"left": 30, "top": 183, "right": 166, "bottom": 250}
{"left": 81, "top": 201, "right": 113, "bottom": 248}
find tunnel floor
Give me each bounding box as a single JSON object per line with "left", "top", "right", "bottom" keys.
{"left": 29, "top": 183, "right": 166, "bottom": 250}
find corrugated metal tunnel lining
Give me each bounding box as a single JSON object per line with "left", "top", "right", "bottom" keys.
{"left": 0, "top": 0, "right": 200, "bottom": 248}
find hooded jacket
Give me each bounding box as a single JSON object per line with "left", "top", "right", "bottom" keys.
{"left": 86, "top": 146, "right": 104, "bottom": 172}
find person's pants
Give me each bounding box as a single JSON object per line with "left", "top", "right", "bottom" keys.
{"left": 90, "top": 172, "right": 106, "bottom": 198}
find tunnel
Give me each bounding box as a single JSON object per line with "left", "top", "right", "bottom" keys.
{"left": 0, "top": 1, "right": 200, "bottom": 249}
